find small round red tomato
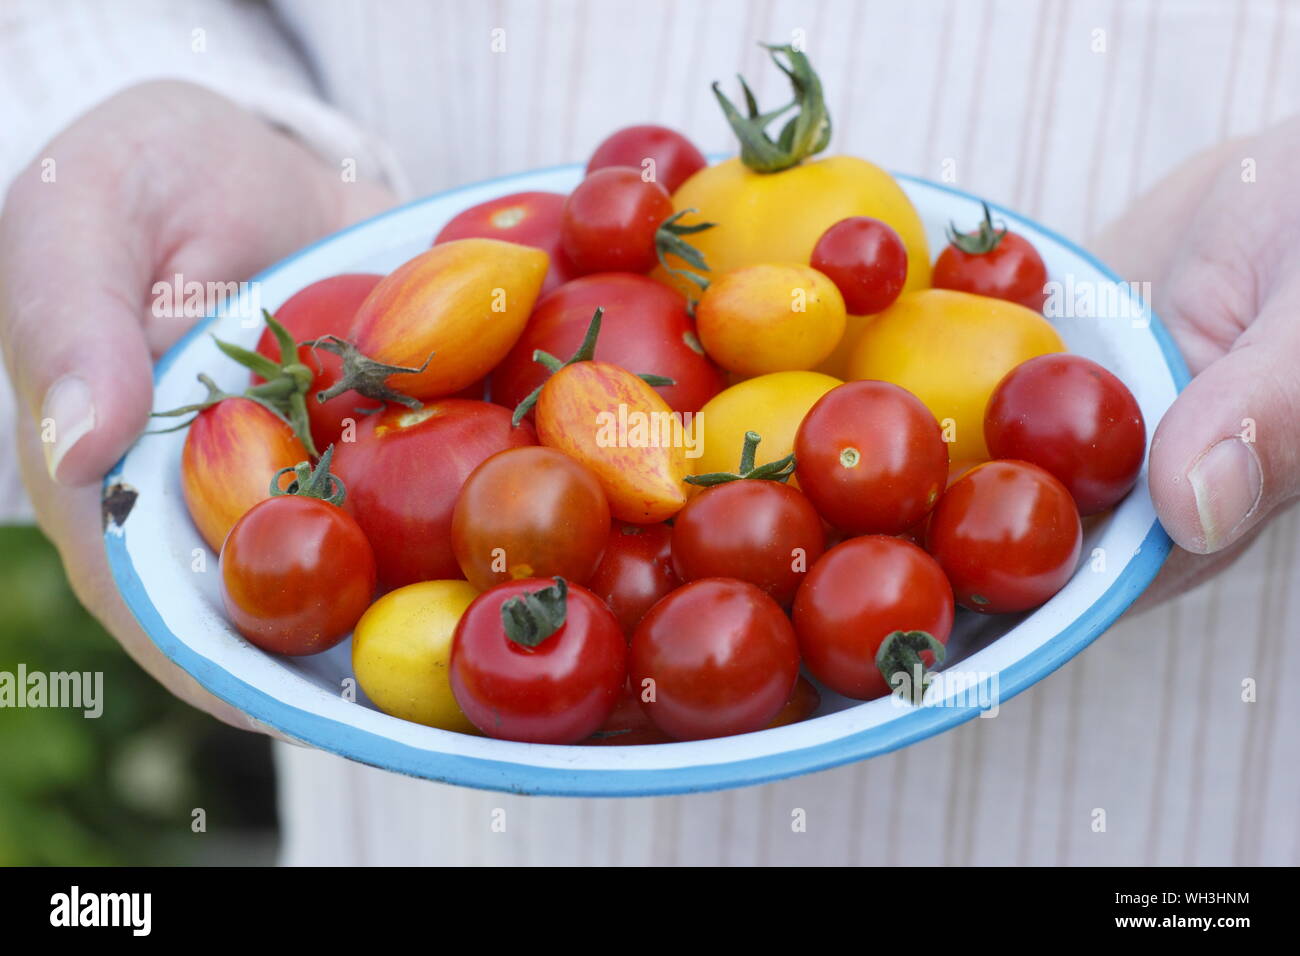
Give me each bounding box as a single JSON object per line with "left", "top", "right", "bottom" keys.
{"left": 810, "top": 217, "right": 908, "bottom": 314}
{"left": 582, "top": 683, "right": 674, "bottom": 746}
{"left": 254, "top": 274, "right": 383, "bottom": 449}
{"left": 932, "top": 202, "right": 1048, "bottom": 311}
{"left": 433, "top": 191, "right": 577, "bottom": 295}
{"left": 560, "top": 167, "right": 674, "bottom": 275}
{"left": 450, "top": 578, "right": 626, "bottom": 743}
{"left": 220, "top": 459, "right": 376, "bottom": 656}
{"left": 586, "top": 523, "right": 678, "bottom": 637}
{"left": 926, "top": 460, "right": 1082, "bottom": 613}
{"left": 491, "top": 273, "right": 724, "bottom": 414}
{"left": 452, "top": 446, "right": 610, "bottom": 591}
{"left": 671, "top": 479, "right": 825, "bottom": 605}
{"left": 630, "top": 578, "right": 799, "bottom": 741}
{"left": 586, "top": 124, "right": 708, "bottom": 194}
{"left": 794, "top": 380, "right": 949, "bottom": 535}
{"left": 793, "top": 536, "right": 952, "bottom": 700}
{"left": 985, "top": 354, "right": 1146, "bottom": 516}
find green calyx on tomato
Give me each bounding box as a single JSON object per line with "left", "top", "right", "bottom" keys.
{"left": 875, "top": 629, "right": 947, "bottom": 706}
{"left": 269, "top": 443, "right": 347, "bottom": 506}
{"left": 945, "top": 201, "right": 1007, "bottom": 256}
{"left": 686, "top": 430, "right": 796, "bottom": 486}
{"left": 712, "top": 43, "right": 832, "bottom": 174}
{"left": 500, "top": 577, "right": 569, "bottom": 648}
{"left": 307, "top": 334, "right": 433, "bottom": 411}
{"left": 656, "top": 208, "right": 716, "bottom": 295}
{"left": 152, "top": 311, "right": 323, "bottom": 456}
{"left": 510, "top": 307, "right": 677, "bottom": 424}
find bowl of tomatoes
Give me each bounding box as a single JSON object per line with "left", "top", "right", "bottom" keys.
{"left": 103, "top": 44, "right": 1188, "bottom": 796}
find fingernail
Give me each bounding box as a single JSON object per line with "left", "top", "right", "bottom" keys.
{"left": 1188, "top": 437, "right": 1262, "bottom": 552}
{"left": 40, "top": 375, "right": 96, "bottom": 483}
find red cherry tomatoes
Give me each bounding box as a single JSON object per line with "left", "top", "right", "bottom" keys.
{"left": 810, "top": 217, "right": 908, "bottom": 314}
{"left": 433, "top": 191, "right": 577, "bottom": 295}
{"left": 926, "top": 460, "right": 1082, "bottom": 613}
{"left": 254, "top": 274, "right": 384, "bottom": 449}
{"left": 332, "top": 400, "right": 536, "bottom": 590}
{"left": 586, "top": 124, "right": 708, "bottom": 194}
{"left": 671, "top": 480, "right": 825, "bottom": 605}
{"left": 220, "top": 493, "right": 376, "bottom": 657}
{"left": 794, "top": 380, "right": 949, "bottom": 535}
{"left": 792, "top": 536, "right": 952, "bottom": 700}
{"left": 985, "top": 354, "right": 1146, "bottom": 515}
{"left": 491, "top": 273, "right": 724, "bottom": 414}
{"left": 933, "top": 203, "right": 1048, "bottom": 311}
{"left": 560, "top": 167, "right": 674, "bottom": 274}
{"left": 452, "top": 446, "right": 611, "bottom": 591}
{"left": 586, "top": 523, "right": 679, "bottom": 637}
{"left": 450, "top": 578, "right": 626, "bottom": 743}
{"left": 630, "top": 578, "right": 799, "bottom": 741}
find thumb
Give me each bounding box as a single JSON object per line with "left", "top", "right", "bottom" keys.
{"left": 1149, "top": 289, "right": 1300, "bottom": 554}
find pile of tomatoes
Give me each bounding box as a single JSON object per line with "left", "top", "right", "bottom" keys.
{"left": 172, "top": 44, "right": 1146, "bottom": 746}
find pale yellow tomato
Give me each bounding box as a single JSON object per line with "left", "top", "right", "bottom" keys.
{"left": 352, "top": 580, "right": 479, "bottom": 733}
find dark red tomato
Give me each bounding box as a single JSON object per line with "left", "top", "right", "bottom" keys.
{"left": 254, "top": 274, "right": 383, "bottom": 448}
{"left": 452, "top": 446, "right": 611, "bottom": 591}
{"left": 630, "top": 578, "right": 799, "bottom": 741}
{"left": 985, "top": 354, "right": 1146, "bottom": 515}
{"left": 332, "top": 400, "right": 536, "bottom": 590}
{"left": 768, "top": 675, "right": 821, "bottom": 728}
{"left": 491, "top": 273, "right": 724, "bottom": 414}
{"left": 220, "top": 496, "right": 376, "bottom": 656}
{"left": 792, "top": 536, "right": 952, "bottom": 700}
{"left": 794, "top": 380, "right": 949, "bottom": 535}
{"left": 586, "top": 522, "right": 678, "bottom": 637}
{"left": 586, "top": 124, "right": 708, "bottom": 194}
{"left": 810, "top": 217, "right": 908, "bottom": 314}
{"left": 581, "top": 683, "right": 674, "bottom": 745}
{"left": 926, "top": 460, "right": 1082, "bottom": 613}
{"left": 932, "top": 203, "right": 1048, "bottom": 311}
{"left": 671, "top": 480, "right": 825, "bottom": 605}
{"left": 450, "top": 578, "right": 626, "bottom": 743}
{"left": 433, "top": 191, "right": 578, "bottom": 295}
{"left": 560, "top": 167, "right": 674, "bottom": 275}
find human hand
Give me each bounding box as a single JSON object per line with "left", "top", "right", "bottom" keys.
{"left": 0, "top": 81, "right": 394, "bottom": 728}
{"left": 1093, "top": 117, "right": 1300, "bottom": 605}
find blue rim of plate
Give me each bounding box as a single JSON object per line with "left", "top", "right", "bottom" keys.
{"left": 103, "top": 164, "right": 1192, "bottom": 797}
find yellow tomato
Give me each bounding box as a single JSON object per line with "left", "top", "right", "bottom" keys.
{"left": 694, "top": 371, "right": 842, "bottom": 484}
{"left": 696, "top": 264, "right": 846, "bottom": 376}
{"left": 352, "top": 580, "right": 479, "bottom": 733}
{"left": 661, "top": 156, "right": 930, "bottom": 297}
{"left": 848, "top": 289, "right": 1067, "bottom": 461}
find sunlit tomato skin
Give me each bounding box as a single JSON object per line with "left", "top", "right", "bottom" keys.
{"left": 450, "top": 579, "right": 627, "bottom": 743}
{"left": 671, "top": 481, "right": 825, "bottom": 605}
{"left": 181, "top": 397, "right": 309, "bottom": 552}
{"left": 793, "top": 536, "right": 952, "bottom": 700}
{"left": 452, "top": 446, "right": 611, "bottom": 591}
{"left": 349, "top": 238, "right": 549, "bottom": 399}
{"left": 586, "top": 523, "right": 678, "bottom": 637}
{"left": 810, "top": 217, "right": 908, "bottom": 315}
{"left": 433, "top": 191, "right": 577, "bottom": 296}
{"left": 560, "top": 167, "right": 674, "bottom": 275}
{"left": 847, "top": 289, "right": 1066, "bottom": 461}
{"left": 586, "top": 125, "right": 708, "bottom": 194}
{"left": 926, "top": 460, "right": 1082, "bottom": 614}
{"left": 332, "top": 400, "right": 536, "bottom": 590}
{"left": 695, "top": 264, "right": 847, "bottom": 376}
{"left": 491, "top": 273, "right": 724, "bottom": 415}
{"left": 220, "top": 495, "right": 376, "bottom": 656}
{"left": 794, "top": 380, "right": 949, "bottom": 535}
{"left": 933, "top": 228, "right": 1049, "bottom": 312}
{"left": 535, "top": 361, "right": 690, "bottom": 523}
{"left": 631, "top": 578, "right": 799, "bottom": 741}
{"left": 985, "top": 354, "right": 1146, "bottom": 516}
{"left": 351, "top": 580, "right": 479, "bottom": 733}
{"left": 253, "top": 274, "right": 384, "bottom": 449}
